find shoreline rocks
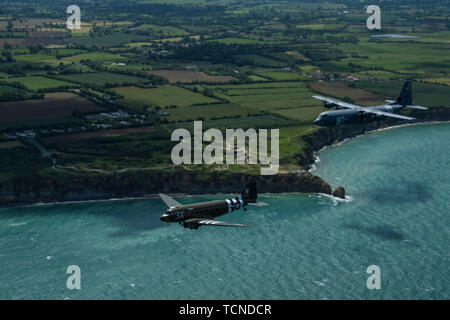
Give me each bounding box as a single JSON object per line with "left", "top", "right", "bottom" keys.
{"left": 332, "top": 186, "right": 346, "bottom": 199}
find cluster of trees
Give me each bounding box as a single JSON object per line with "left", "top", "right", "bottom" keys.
{"left": 0, "top": 91, "right": 43, "bottom": 102}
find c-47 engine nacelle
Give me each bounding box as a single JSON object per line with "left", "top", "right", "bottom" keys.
{"left": 182, "top": 221, "right": 200, "bottom": 229}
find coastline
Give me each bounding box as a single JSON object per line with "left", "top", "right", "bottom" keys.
{"left": 1, "top": 107, "right": 449, "bottom": 208}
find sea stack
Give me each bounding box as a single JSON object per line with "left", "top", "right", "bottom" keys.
{"left": 332, "top": 186, "right": 346, "bottom": 199}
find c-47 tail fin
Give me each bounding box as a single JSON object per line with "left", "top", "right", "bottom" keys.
{"left": 241, "top": 182, "right": 257, "bottom": 203}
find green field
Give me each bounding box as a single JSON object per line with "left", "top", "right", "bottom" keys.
{"left": 70, "top": 33, "right": 150, "bottom": 47}
{"left": 273, "top": 106, "right": 328, "bottom": 124}
{"left": 319, "top": 36, "right": 450, "bottom": 76}
{"left": 2, "top": 76, "right": 76, "bottom": 91}
{"left": 114, "top": 85, "right": 219, "bottom": 111}
{"left": 48, "top": 129, "right": 174, "bottom": 170}
{"left": 205, "top": 82, "right": 320, "bottom": 111}
{"left": 165, "top": 103, "right": 254, "bottom": 121}
{"left": 353, "top": 81, "right": 450, "bottom": 107}
{"left": 0, "top": 84, "right": 27, "bottom": 94}
{"left": 57, "top": 72, "right": 150, "bottom": 87}
{"left": 234, "top": 54, "right": 288, "bottom": 67}
{"left": 258, "top": 71, "right": 309, "bottom": 81}
{"left": 61, "top": 52, "right": 127, "bottom": 64}
{"left": 165, "top": 114, "right": 298, "bottom": 132}
{"left": 296, "top": 24, "right": 342, "bottom": 30}
{"left": 210, "top": 37, "right": 267, "bottom": 45}
{"left": 136, "top": 24, "right": 189, "bottom": 36}
{"left": 13, "top": 53, "right": 61, "bottom": 66}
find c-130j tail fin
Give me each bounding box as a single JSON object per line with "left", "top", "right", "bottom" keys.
{"left": 391, "top": 80, "right": 428, "bottom": 110}
{"left": 395, "top": 80, "right": 413, "bottom": 106}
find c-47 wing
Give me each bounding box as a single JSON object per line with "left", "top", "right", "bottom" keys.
{"left": 313, "top": 95, "right": 415, "bottom": 121}
{"left": 185, "top": 218, "right": 250, "bottom": 227}
{"left": 159, "top": 193, "right": 182, "bottom": 208}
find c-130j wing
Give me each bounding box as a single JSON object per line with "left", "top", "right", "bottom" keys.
{"left": 159, "top": 182, "right": 267, "bottom": 229}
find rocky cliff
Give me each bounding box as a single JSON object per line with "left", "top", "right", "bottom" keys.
{"left": 0, "top": 170, "right": 331, "bottom": 206}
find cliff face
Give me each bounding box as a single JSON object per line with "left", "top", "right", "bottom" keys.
{"left": 1, "top": 107, "right": 448, "bottom": 206}
{"left": 0, "top": 171, "right": 331, "bottom": 206}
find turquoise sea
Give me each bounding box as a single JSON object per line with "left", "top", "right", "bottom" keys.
{"left": 0, "top": 123, "right": 449, "bottom": 299}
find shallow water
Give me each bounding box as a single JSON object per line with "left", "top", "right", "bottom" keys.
{"left": 0, "top": 123, "right": 449, "bottom": 299}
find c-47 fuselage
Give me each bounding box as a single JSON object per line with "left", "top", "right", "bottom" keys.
{"left": 160, "top": 198, "right": 244, "bottom": 223}
{"left": 159, "top": 183, "right": 260, "bottom": 229}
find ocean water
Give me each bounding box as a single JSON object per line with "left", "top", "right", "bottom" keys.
{"left": 0, "top": 123, "right": 449, "bottom": 299}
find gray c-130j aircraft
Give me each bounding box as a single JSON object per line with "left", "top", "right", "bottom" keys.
{"left": 313, "top": 80, "right": 428, "bottom": 126}
{"left": 159, "top": 182, "right": 267, "bottom": 229}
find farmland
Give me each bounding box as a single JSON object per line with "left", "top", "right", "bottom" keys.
{"left": 0, "top": 92, "right": 103, "bottom": 125}
{"left": 57, "top": 72, "right": 151, "bottom": 87}
{"left": 0, "top": 0, "right": 448, "bottom": 195}
{"left": 353, "top": 81, "right": 450, "bottom": 107}
{"left": 61, "top": 52, "right": 127, "bottom": 64}
{"left": 308, "top": 82, "right": 386, "bottom": 106}
{"left": 206, "top": 82, "right": 319, "bottom": 111}
{"left": 147, "top": 70, "right": 236, "bottom": 83}
{"left": 2, "top": 76, "right": 77, "bottom": 91}
{"left": 43, "top": 126, "right": 155, "bottom": 144}
{"left": 136, "top": 24, "right": 189, "bottom": 36}
{"left": 164, "top": 103, "right": 253, "bottom": 122}
{"left": 114, "top": 85, "right": 219, "bottom": 110}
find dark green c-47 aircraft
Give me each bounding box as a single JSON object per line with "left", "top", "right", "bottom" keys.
{"left": 313, "top": 80, "right": 428, "bottom": 126}
{"left": 159, "top": 182, "right": 266, "bottom": 229}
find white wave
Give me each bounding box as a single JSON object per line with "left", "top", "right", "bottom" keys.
{"left": 314, "top": 280, "right": 326, "bottom": 287}
{"left": 318, "top": 193, "right": 353, "bottom": 205}
{"left": 8, "top": 222, "right": 28, "bottom": 227}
